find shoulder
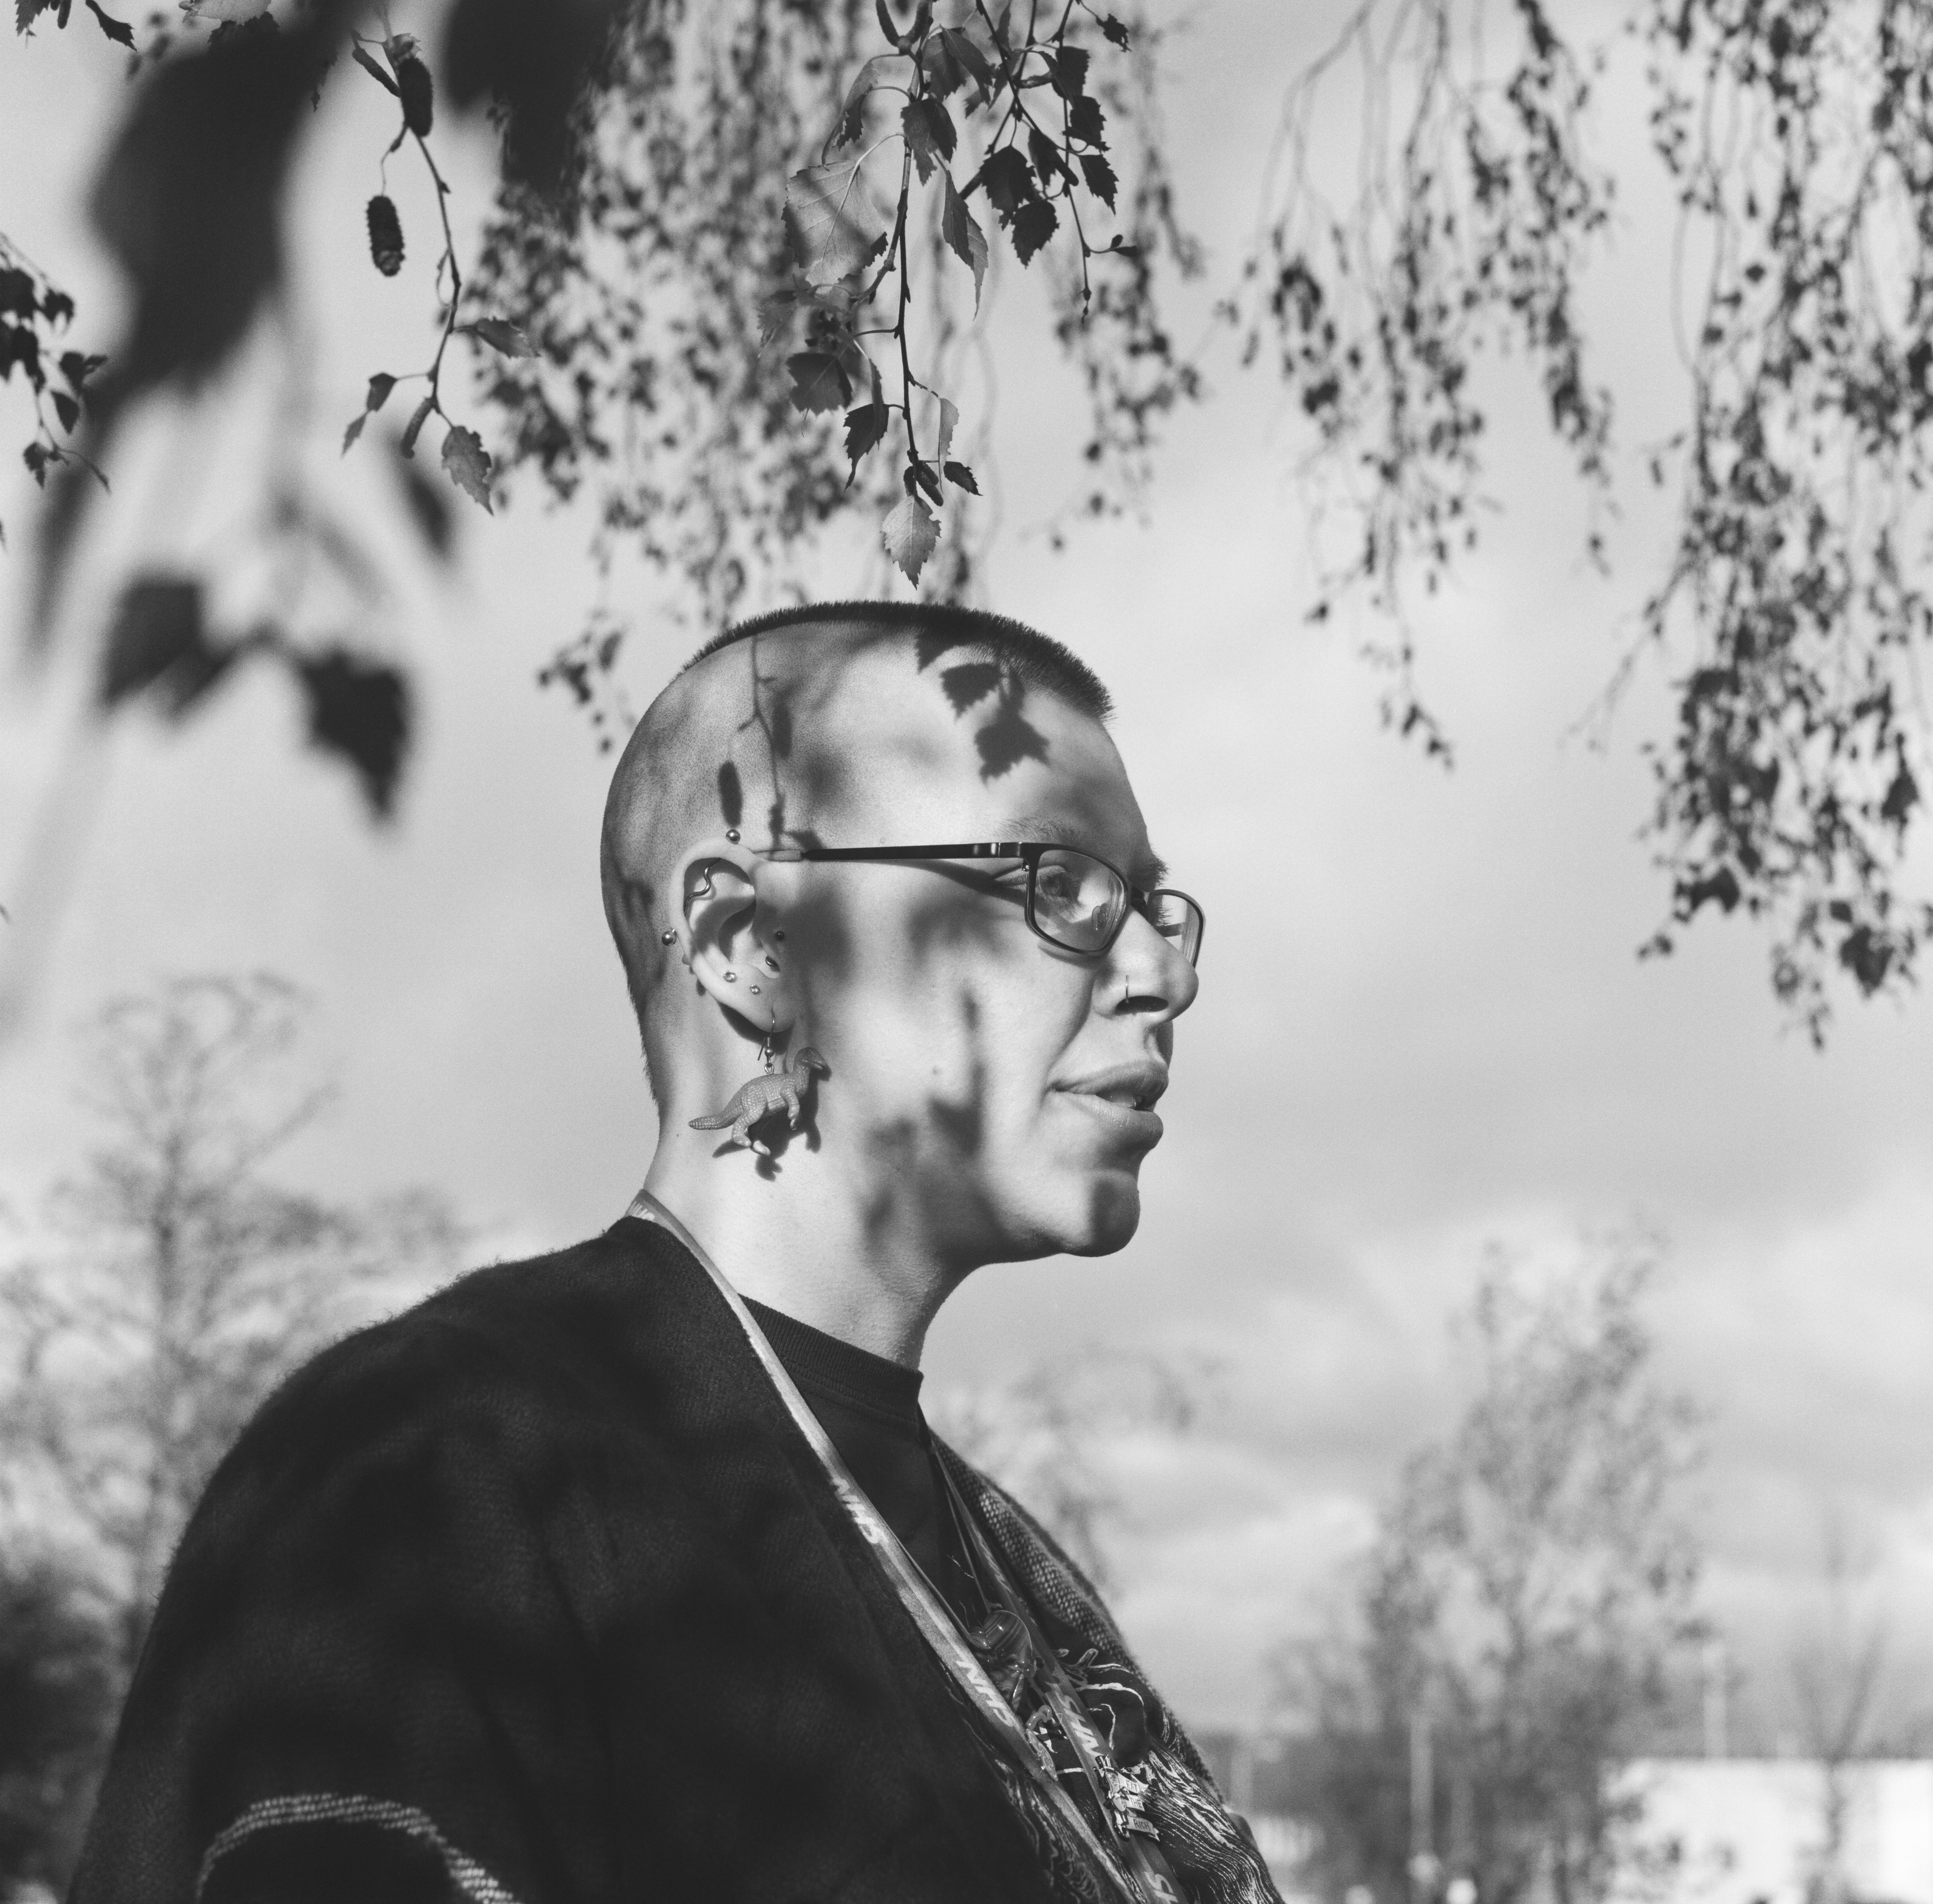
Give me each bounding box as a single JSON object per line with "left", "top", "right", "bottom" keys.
{"left": 260, "top": 1218, "right": 682, "bottom": 1434}
{"left": 176, "top": 1219, "right": 700, "bottom": 1575}
{"left": 84, "top": 1227, "right": 692, "bottom": 1904}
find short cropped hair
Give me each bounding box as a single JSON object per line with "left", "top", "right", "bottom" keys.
{"left": 684, "top": 600, "right": 1113, "bottom": 724}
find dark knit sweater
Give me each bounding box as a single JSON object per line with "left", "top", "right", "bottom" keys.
{"left": 70, "top": 1219, "right": 1068, "bottom": 1904}
{"left": 74, "top": 1220, "right": 1279, "bottom": 1904}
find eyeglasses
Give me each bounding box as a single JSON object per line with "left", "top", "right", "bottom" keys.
{"left": 760, "top": 840, "right": 1205, "bottom": 966}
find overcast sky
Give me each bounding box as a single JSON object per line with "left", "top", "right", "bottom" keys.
{"left": 3, "top": 2, "right": 1930, "bottom": 1736}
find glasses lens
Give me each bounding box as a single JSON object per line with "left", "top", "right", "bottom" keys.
{"left": 1147, "top": 891, "right": 1205, "bottom": 967}
{"left": 1030, "top": 848, "right": 1127, "bottom": 952}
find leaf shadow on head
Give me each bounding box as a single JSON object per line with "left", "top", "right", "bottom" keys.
{"left": 974, "top": 689, "right": 1049, "bottom": 779}
{"left": 734, "top": 635, "right": 806, "bottom": 847}
{"left": 915, "top": 632, "right": 967, "bottom": 672}
{"left": 918, "top": 644, "right": 1049, "bottom": 782}
{"left": 941, "top": 662, "right": 1003, "bottom": 713}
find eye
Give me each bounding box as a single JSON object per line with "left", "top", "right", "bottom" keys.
{"left": 1035, "top": 864, "right": 1081, "bottom": 906}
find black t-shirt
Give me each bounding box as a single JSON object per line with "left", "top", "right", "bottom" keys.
{"left": 746, "top": 1298, "right": 985, "bottom": 1628}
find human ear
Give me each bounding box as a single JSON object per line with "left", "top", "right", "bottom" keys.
{"left": 672, "top": 838, "right": 792, "bottom": 1032}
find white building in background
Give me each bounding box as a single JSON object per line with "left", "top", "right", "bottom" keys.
{"left": 1613, "top": 1760, "right": 1933, "bottom": 1904}
{"left": 1192, "top": 1734, "right": 1933, "bottom": 1904}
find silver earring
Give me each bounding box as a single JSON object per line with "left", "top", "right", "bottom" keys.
{"left": 726, "top": 828, "right": 741, "bottom": 843}
{"left": 773, "top": 930, "right": 786, "bottom": 942}
{"left": 750, "top": 984, "right": 761, "bottom": 994}
{"left": 724, "top": 970, "right": 736, "bottom": 982}
{"left": 661, "top": 930, "right": 677, "bottom": 945}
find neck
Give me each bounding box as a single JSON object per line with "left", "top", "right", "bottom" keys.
{"left": 638, "top": 1123, "right": 967, "bottom": 1369}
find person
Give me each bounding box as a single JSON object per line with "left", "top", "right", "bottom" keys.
{"left": 71, "top": 602, "right": 1279, "bottom": 1904}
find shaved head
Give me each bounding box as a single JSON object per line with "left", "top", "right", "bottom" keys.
{"left": 600, "top": 602, "right": 1115, "bottom": 1094}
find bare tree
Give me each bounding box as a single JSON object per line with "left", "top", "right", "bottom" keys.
{"left": 0, "top": 974, "right": 458, "bottom": 1671}
{"left": 1275, "top": 1232, "right": 1707, "bottom": 1904}
{"left": 1790, "top": 1514, "right": 1891, "bottom": 1904}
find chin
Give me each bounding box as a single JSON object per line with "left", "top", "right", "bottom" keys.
{"left": 1059, "top": 1172, "right": 1144, "bottom": 1258}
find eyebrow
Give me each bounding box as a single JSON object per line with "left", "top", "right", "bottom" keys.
{"left": 1002, "top": 815, "right": 1169, "bottom": 889}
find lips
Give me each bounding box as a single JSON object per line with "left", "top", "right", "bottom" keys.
{"left": 1053, "top": 1063, "right": 1169, "bottom": 1144}
{"left": 1056, "top": 1062, "right": 1168, "bottom": 1112}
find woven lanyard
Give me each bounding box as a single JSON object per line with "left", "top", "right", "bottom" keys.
{"left": 623, "top": 1192, "right": 1151, "bottom": 1904}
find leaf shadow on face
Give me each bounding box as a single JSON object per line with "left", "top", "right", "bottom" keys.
{"left": 925, "top": 987, "right": 985, "bottom": 1160}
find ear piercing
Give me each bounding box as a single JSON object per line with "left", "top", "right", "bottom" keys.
{"left": 661, "top": 930, "right": 677, "bottom": 945}
{"left": 724, "top": 971, "right": 736, "bottom": 982}
{"left": 726, "top": 828, "right": 741, "bottom": 844}
{"left": 750, "top": 985, "right": 761, "bottom": 995}
{"left": 773, "top": 930, "right": 786, "bottom": 942}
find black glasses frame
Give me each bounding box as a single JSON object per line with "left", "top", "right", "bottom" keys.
{"left": 760, "top": 840, "right": 1205, "bottom": 966}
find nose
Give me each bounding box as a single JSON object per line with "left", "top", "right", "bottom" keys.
{"left": 1104, "top": 907, "right": 1199, "bottom": 1024}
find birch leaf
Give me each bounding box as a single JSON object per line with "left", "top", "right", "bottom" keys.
{"left": 941, "top": 172, "right": 988, "bottom": 312}
{"left": 786, "top": 155, "right": 890, "bottom": 287}
{"left": 881, "top": 494, "right": 938, "bottom": 584}
{"left": 832, "top": 53, "right": 903, "bottom": 147}
{"left": 440, "top": 425, "right": 494, "bottom": 512}
{"left": 465, "top": 317, "right": 536, "bottom": 358}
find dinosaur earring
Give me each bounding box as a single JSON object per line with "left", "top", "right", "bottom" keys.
{"left": 689, "top": 1028, "right": 829, "bottom": 1155}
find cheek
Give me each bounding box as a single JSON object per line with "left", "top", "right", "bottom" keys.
{"left": 815, "top": 887, "right": 1094, "bottom": 1126}
{"left": 972, "top": 977, "right": 1094, "bottom": 1136}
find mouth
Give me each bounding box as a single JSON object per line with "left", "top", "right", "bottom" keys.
{"left": 1053, "top": 1064, "right": 1168, "bottom": 1141}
